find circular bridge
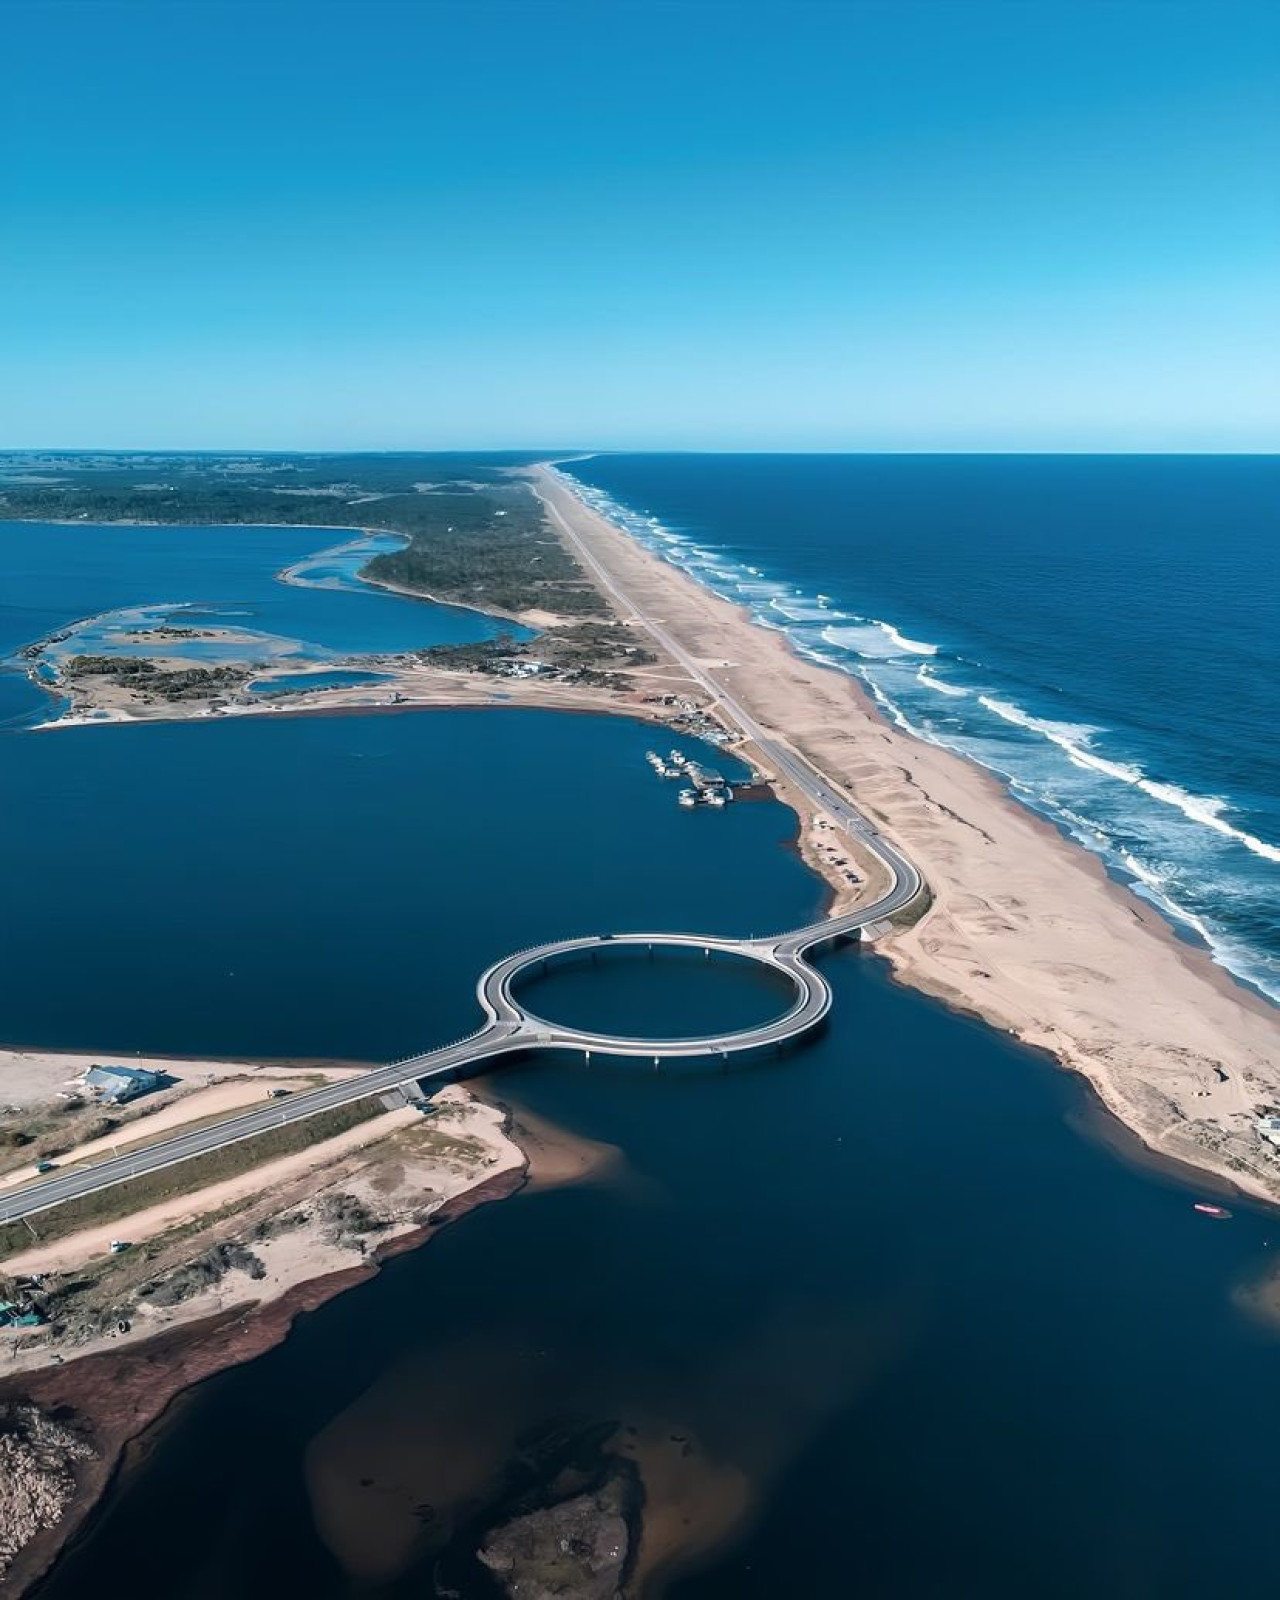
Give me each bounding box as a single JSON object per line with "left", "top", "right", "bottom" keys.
{"left": 477, "top": 932, "right": 834, "bottom": 1062}
{"left": 0, "top": 717, "right": 927, "bottom": 1224}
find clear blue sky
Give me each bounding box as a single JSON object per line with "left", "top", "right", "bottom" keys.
{"left": 3, "top": 0, "right": 1277, "bottom": 451}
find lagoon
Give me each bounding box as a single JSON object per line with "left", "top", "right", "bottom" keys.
{"left": 0, "top": 520, "right": 513, "bottom": 728}
{"left": 7, "top": 705, "right": 1280, "bottom": 1600}
{"left": 248, "top": 668, "right": 394, "bottom": 696}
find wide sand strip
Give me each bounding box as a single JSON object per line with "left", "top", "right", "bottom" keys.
{"left": 533, "top": 465, "right": 1280, "bottom": 1203}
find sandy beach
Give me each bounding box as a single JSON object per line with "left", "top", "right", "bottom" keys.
{"left": 533, "top": 465, "right": 1280, "bottom": 1204}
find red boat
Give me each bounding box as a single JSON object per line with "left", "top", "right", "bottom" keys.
{"left": 1193, "top": 1202, "right": 1232, "bottom": 1220}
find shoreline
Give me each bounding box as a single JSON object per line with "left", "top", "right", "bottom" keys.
{"left": 0, "top": 1086, "right": 532, "bottom": 1596}
{"left": 0, "top": 1158, "right": 528, "bottom": 1598}
{"left": 4, "top": 513, "right": 665, "bottom": 733}
{"left": 532, "top": 463, "right": 1280, "bottom": 1206}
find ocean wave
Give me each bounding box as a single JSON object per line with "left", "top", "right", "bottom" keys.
{"left": 863, "top": 675, "right": 917, "bottom": 733}
{"left": 917, "top": 664, "right": 968, "bottom": 697}
{"left": 879, "top": 621, "right": 938, "bottom": 655}
{"left": 770, "top": 597, "right": 846, "bottom": 623}
{"left": 735, "top": 579, "right": 794, "bottom": 602}
{"left": 821, "top": 620, "right": 939, "bottom": 659}
{"left": 978, "top": 696, "right": 1280, "bottom": 865}
{"left": 1118, "top": 851, "right": 1216, "bottom": 941}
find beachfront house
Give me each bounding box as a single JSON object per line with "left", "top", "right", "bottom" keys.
{"left": 82, "top": 1064, "right": 162, "bottom": 1104}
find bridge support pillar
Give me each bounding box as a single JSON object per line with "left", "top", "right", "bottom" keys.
{"left": 584, "top": 1048, "right": 591, "bottom": 1066}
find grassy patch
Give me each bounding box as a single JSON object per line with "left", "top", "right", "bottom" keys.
{"left": 886, "top": 883, "right": 934, "bottom": 929}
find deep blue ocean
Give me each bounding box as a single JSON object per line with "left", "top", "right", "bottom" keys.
{"left": 564, "top": 455, "right": 1280, "bottom": 1002}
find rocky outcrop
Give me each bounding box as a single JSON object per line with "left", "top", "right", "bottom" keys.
{"left": 478, "top": 1475, "right": 630, "bottom": 1599}
{"left": 0, "top": 1404, "right": 96, "bottom": 1583}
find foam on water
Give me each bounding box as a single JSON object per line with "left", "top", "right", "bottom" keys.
{"left": 770, "top": 597, "right": 846, "bottom": 623}
{"left": 558, "top": 463, "right": 1280, "bottom": 1004}
{"left": 918, "top": 665, "right": 968, "bottom": 697}
{"left": 979, "top": 695, "right": 1280, "bottom": 866}
{"left": 821, "top": 620, "right": 938, "bottom": 657}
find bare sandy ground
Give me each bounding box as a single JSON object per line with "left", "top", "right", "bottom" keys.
{"left": 1, "top": 1089, "right": 523, "bottom": 1372}
{"left": 0, "top": 1074, "right": 368, "bottom": 1191}
{"left": 0, "top": 1049, "right": 329, "bottom": 1109}
{"left": 1, "top": 1107, "right": 421, "bottom": 1278}
{"left": 32, "top": 652, "right": 660, "bottom": 730}
{"left": 533, "top": 466, "right": 1280, "bottom": 1203}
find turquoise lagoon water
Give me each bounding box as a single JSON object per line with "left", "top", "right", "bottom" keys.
{"left": 3, "top": 496, "right": 1280, "bottom": 1598}
{"left": 0, "top": 520, "right": 514, "bottom": 727}
{"left": 248, "top": 669, "right": 394, "bottom": 696}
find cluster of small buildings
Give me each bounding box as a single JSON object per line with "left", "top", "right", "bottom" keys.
{"left": 494, "top": 658, "right": 548, "bottom": 681}
{"left": 643, "top": 692, "right": 734, "bottom": 748}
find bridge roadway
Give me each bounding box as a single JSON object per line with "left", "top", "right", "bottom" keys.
{"left": 0, "top": 480, "right": 924, "bottom": 1229}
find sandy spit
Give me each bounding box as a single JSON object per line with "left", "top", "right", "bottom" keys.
{"left": 532, "top": 464, "right": 1280, "bottom": 1205}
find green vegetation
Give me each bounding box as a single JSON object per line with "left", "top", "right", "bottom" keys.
{"left": 0, "top": 450, "right": 607, "bottom": 621}
{"left": 137, "top": 1240, "right": 265, "bottom": 1307}
{"left": 364, "top": 481, "right": 606, "bottom": 618}
{"left": 536, "top": 621, "right": 655, "bottom": 669}
{"left": 418, "top": 633, "right": 527, "bottom": 671}
{"left": 316, "top": 1190, "right": 388, "bottom": 1246}
{"left": 65, "top": 654, "right": 156, "bottom": 677}
{"left": 417, "top": 619, "right": 653, "bottom": 687}
{"left": 0, "top": 1100, "right": 382, "bottom": 1256}
{"left": 63, "top": 656, "right": 252, "bottom": 701}
{"left": 887, "top": 883, "right": 933, "bottom": 929}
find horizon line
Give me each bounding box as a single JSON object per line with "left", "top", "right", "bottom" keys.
{"left": 2, "top": 446, "right": 1277, "bottom": 460}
